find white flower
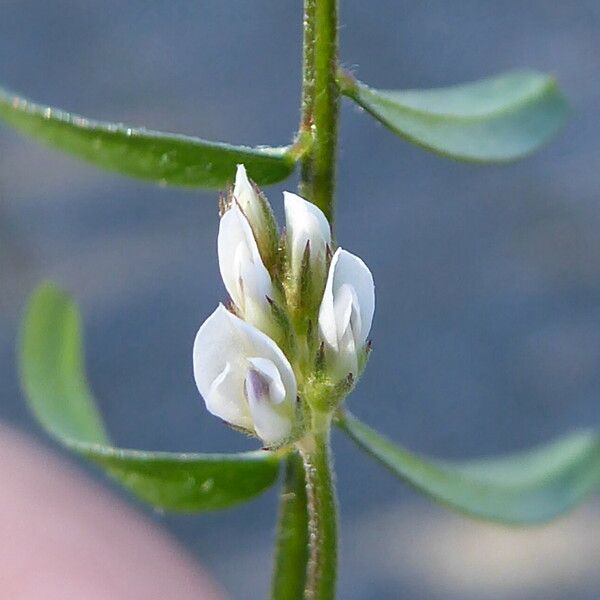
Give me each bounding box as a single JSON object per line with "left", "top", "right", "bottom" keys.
{"left": 193, "top": 304, "right": 297, "bottom": 446}
{"left": 318, "top": 248, "right": 375, "bottom": 377}
{"left": 233, "top": 164, "right": 277, "bottom": 266}
{"left": 218, "top": 202, "right": 273, "bottom": 327}
{"left": 284, "top": 191, "right": 331, "bottom": 280}
{"left": 233, "top": 164, "right": 263, "bottom": 235}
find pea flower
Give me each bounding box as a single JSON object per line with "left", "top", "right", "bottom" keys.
{"left": 318, "top": 247, "right": 375, "bottom": 378}
{"left": 233, "top": 164, "right": 278, "bottom": 268}
{"left": 233, "top": 164, "right": 262, "bottom": 228}
{"left": 193, "top": 304, "right": 297, "bottom": 447}
{"left": 284, "top": 191, "right": 331, "bottom": 285}
{"left": 218, "top": 202, "right": 273, "bottom": 330}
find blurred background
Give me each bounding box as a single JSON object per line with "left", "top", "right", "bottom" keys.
{"left": 1, "top": 1, "right": 600, "bottom": 598}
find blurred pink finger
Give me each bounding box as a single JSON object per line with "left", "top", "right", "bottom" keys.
{"left": 0, "top": 425, "right": 225, "bottom": 600}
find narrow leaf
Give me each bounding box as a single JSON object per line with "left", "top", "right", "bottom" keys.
{"left": 19, "top": 283, "right": 280, "bottom": 512}
{"left": 271, "top": 452, "right": 309, "bottom": 600}
{"left": 339, "top": 412, "right": 600, "bottom": 524}
{"left": 0, "top": 87, "right": 296, "bottom": 187}
{"left": 339, "top": 70, "right": 569, "bottom": 162}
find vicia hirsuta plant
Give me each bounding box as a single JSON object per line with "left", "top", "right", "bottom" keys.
{"left": 5, "top": 2, "right": 600, "bottom": 599}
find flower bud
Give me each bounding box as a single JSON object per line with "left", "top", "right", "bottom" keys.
{"left": 218, "top": 202, "right": 273, "bottom": 330}
{"left": 193, "top": 305, "right": 297, "bottom": 447}
{"left": 318, "top": 248, "right": 375, "bottom": 378}
{"left": 283, "top": 192, "right": 331, "bottom": 313}
{"left": 233, "top": 164, "right": 278, "bottom": 269}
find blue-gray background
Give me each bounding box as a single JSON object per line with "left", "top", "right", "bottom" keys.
{"left": 2, "top": 1, "right": 600, "bottom": 598}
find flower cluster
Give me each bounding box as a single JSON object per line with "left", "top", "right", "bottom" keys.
{"left": 193, "top": 165, "right": 375, "bottom": 448}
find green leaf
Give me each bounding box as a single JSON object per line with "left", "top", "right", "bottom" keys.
{"left": 339, "top": 412, "right": 600, "bottom": 524}
{"left": 339, "top": 69, "right": 569, "bottom": 162}
{"left": 0, "top": 87, "right": 296, "bottom": 187}
{"left": 271, "top": 453, "right": 309, "bottom": 600}
{"left": 19, "top": 282, "right": 280, "bottom": 512}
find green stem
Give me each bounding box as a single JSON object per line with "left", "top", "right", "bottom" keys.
{"left": 273, "top": 1, "right": 340, "bottom": 597}
{"left": 299, "top": 0, "right": 340, "bottom": 223}
{"left": 300, "top": 0, "right": 316, "bottom": 133}
{"left": 299, "top": 422, "right": 338, "bottom": 600}
{"left": 271, "top": 452, "right": 309, "bottom": 600}
{"left": 299, "top": 0, "right": 316, "bottom": 204}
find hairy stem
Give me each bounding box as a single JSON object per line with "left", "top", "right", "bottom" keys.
{"left": 271, "top": 452, "right": 309, "bottom": 600}
{"left": 299, "top": 421, "right": 338, "bottom": 600}
{"left": 300, "top": 0, "right": 317, "bottom": 133}
{"left": 272, "top": 0, "right": 340, "bottom": 597}
{"left": 298, "top": 0, "right": 340, "bottom": 223}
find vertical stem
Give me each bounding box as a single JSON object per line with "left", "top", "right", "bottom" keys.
{"left": 299, "top": 423, "right": 337, "bottom": 600}
{"left": 300, "top": 0, "right": 316, "bottom": 133}
{"left": 299, "top": 0, "right": 340, "bottom": 224}
{"left": 299, "top": 0, "right": 340, "bottom": 597}
{"left": 271, "top": 452, "right": 309, "bottom": 600}
{"left": 299, "top": 0, "right": 316, "bottom": 204}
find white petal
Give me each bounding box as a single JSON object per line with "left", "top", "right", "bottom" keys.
{"left": 318, "top": 247, "right": 375, "bottom": 368}
{"left": 233, "top": 164, "right": 257, "bottom": 207}
{"left": 336, "top": 321, "right": 359, "bottom": 377}
{"left": 331, "top": 249, "right": 375, "bottom": 346}
{"left": 193, "top": 305, "right": 297, "bottom": 438}
{"left": 284, "top": 192, "right": 331, "bottom": 274}
{"left": 218, "top": 203, "right": 272, "bottom": 312}
{"left": 247, "top": 397, "right": 293, "bottom": 446}
{"left": 193, "top": 306, "right": 249, "bottom": 429}
{"left": 332, "top": 283, "right": 359, "bottom": 343}
{"left": 245, "top": 358, "right": 293, "bottom": 445}
{"left": 206, "top": 362, "right": 253, "bottom": 429}
{"left": 318, "top": 250, "right": 341, "bottom": 350}
{"left": 248, "top": 357, "right": 287, "bottom": 405}
{"left": 233, "top": 164, "right": 262, "bottom": 228}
